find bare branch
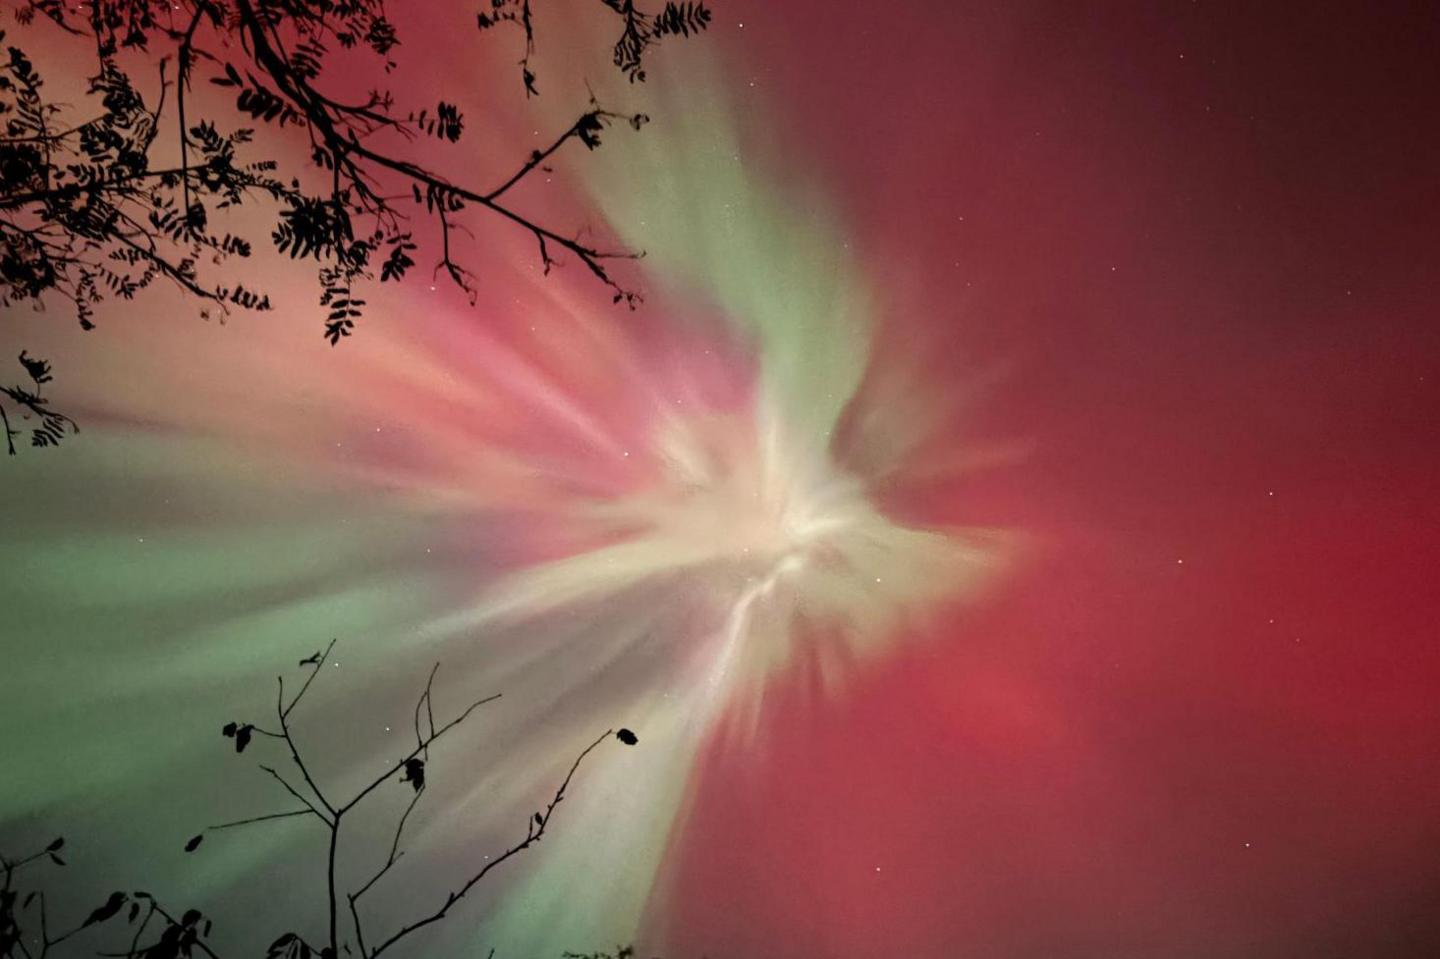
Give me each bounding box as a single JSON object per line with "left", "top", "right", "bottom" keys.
{"left": 260, "top": 764, "right": 332, "bottom": 825}
{"left": 283, "top": 637, "right": 337, "bottom": 720}
{"left": 207, "top": 808, "right": 317, "bottom": 832}
{"left": 336, "top": 690, "right": 502, "bottom": 817}
{"left": 367, "top": 729, "right": 617, "bottom": 959}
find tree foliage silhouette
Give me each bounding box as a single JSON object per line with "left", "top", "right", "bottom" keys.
{"left": 1, "top": 350, "right": 77, "bottom": 453}
{"left": 1, "top": 641, "right": 645, "bottom": 958}
{"left": 0, "top": 0, "right": 712, "bottom": 453}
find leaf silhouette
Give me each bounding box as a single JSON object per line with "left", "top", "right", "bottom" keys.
{"left": 82, "top": 890, "right": 128, "bottom": 928}
{"left": 266, "top": 932, "right": 298, "bottom": 956}
{"left": 17, "top": 351, "right": 52, "bottom": 386}
{"left": 221, "top": 721, "right": 253, "bottom": 752}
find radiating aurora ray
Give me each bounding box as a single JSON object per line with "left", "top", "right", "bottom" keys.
{"left": 0, "top": 63, "right": 1008, "bottom": 957}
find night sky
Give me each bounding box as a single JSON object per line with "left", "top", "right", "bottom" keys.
{"left": 4, "top": 2, "right": 1439, "bottom": 958}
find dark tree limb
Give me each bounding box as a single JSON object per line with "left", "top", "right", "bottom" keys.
{"left": 365, "top": 728, "right": 617, "bottom": 959}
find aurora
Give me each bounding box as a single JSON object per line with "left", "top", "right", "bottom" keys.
{"left": 7, "top": 3, "right": 1436, "bottom": 957}
{"left": 0, "top": 57, "right": 1006, "bottom": 958}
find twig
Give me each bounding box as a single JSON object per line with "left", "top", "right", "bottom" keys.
{"left": 282, "top": 638, "right": 337, "bottom": 720}
{"left": 337, "top": 692, "right": 502, "bottom": 818}
{"left": 207, "top": 808, "right": 315, "bottom": 831}
{"left": 175, "top": 4, "right": 209, "bottom": 218}
{"left": 259, "top": 765, "right": 331, "bottom": 824}
{"left": 366, "top": 729, "right": 616, "bottom": 959}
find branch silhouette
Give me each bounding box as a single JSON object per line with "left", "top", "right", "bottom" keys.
{"left": 1, "top": 841, "right": 220, "bottom": 959}
{"left": 1, "top": 351, "right": 77, "bottom": 454}
{"left": 1, "top": 0, "right": 713, "bottom": 453}
{"left": 2, "top": 642, "right": 647, "bottom": 959}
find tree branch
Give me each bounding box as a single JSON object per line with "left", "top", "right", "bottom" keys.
{"left": 366, "top": 729, "right": 617, "bottom": 959}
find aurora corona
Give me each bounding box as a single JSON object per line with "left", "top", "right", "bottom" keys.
{"left": 1, "top": 63, "right": 1006, "bottom": 957}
